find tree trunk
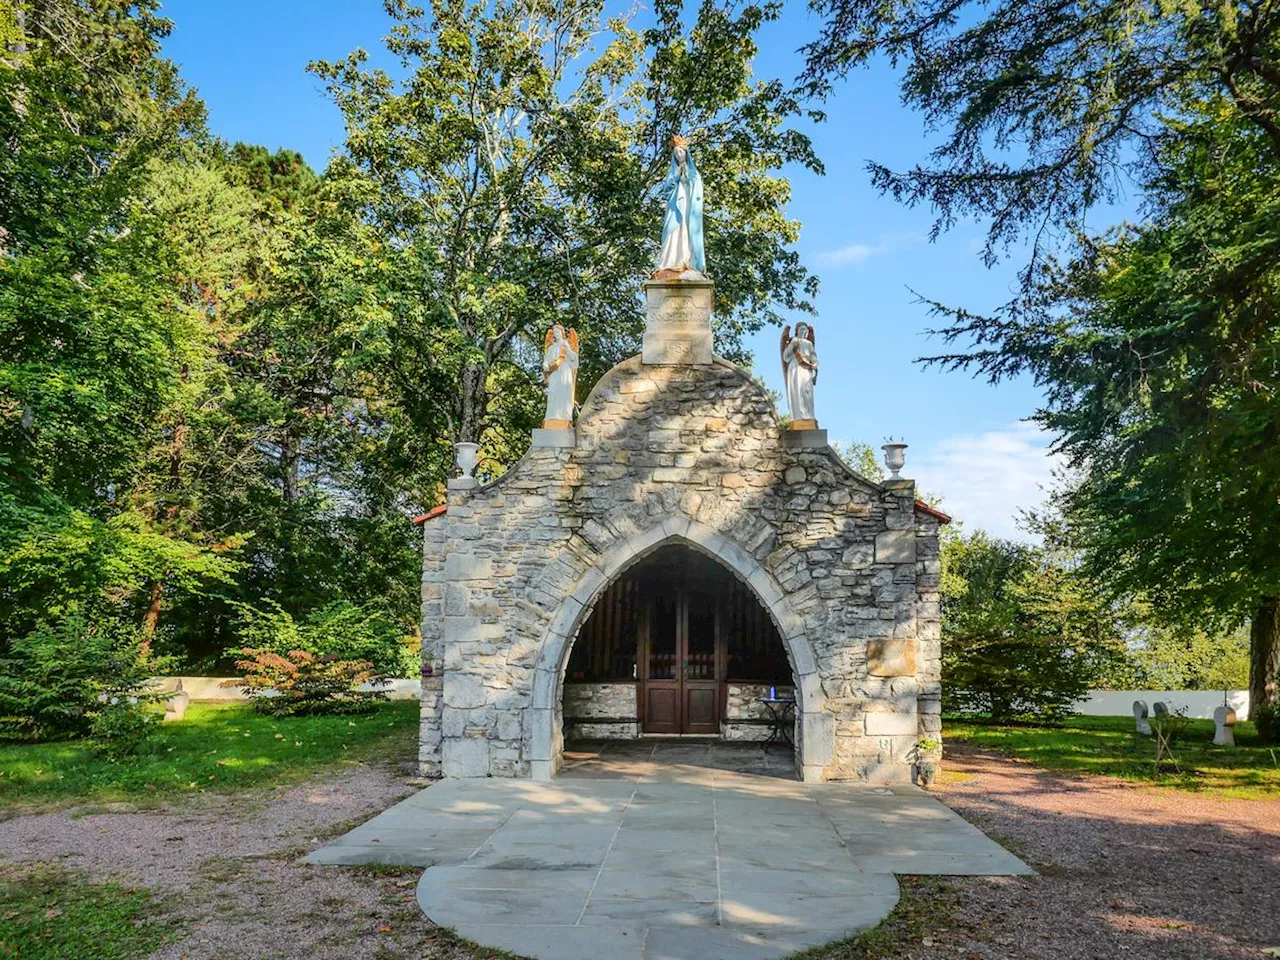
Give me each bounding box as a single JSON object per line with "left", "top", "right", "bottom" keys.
{"left": 1249, "top": 595, "right": 1279, "bottom": 718}
{"left": 140, "top": 580, "right": 164, "bottom": 656}
{"left": 457, "top": 360, "right": 487, "bottom": 444}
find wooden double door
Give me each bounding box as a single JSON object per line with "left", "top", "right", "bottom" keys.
{"left": 567, "top": 544, "right": 791, "bottom": 737}
{"left": 640, "top": 582, "right": 722, "bottom": 734}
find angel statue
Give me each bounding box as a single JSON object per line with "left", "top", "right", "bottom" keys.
{"left": 542, "top": 324, "right": 579, "bottom": 428}
{"left": 780, "top": 322, "right": 818, "bottom": 427}
{"left": 653, "top": 134, "right": 706, "bottom": 280}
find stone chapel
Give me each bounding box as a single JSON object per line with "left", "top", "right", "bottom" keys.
{"left": 417, "top": 271, "right": 948, "bottom": 784}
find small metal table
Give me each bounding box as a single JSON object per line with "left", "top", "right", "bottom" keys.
{"left": 756, "top": 697, "right": 796, "bottom": 751}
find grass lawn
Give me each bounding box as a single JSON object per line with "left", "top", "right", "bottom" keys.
{"left": 0, "top": 865, "right": 174, "bottom": 959}
{"left": 792, "top": 877, "right": 955, "bottom": 959}
{"left": 945, "top": 714, "right": 1280, "bottom": 799}
{"left": 0, "top": 700, "right": 419, "bottom": 810}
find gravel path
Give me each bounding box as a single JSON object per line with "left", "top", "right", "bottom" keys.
{"left": 0, "top": 764, "right": 486, "bottom": 960}
{"left": 2, "top": 746, "right": 1276, "bottom": 959}
{"left": 914, "top": 743, "right": 1280, "bottom": 960}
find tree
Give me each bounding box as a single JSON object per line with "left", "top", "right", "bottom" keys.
{"left": 926, "top": 111, "right": 1280, "bottom": 716}
{"left": 831, "top": 441, "right": 884, "bottom": 482}
{"left": 803, "top": 0, "right": 1280, "bottom": 269}
{"left": 0, "top": 1, "right": 237, "bottom": 642}
{"left": 311, "top": 0, "right": 820, "bottom": 453}
{"left": 1127, "top": 621, "right": 1250, "bottom": 692}
{"left": 802, "top": 0, "right": 1280, "bottom": 718}
{"left": 942, "top": 529, "right": 1125, "bottom": 720}
{"left": 136, "top": 149, "right": 425, "bottom": 667}
{"left": 1, "top": 5, "right": 424, "bottom": 671}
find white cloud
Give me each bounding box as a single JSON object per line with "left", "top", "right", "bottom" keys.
{"left": 818, "top": 242, "right": 884, "bottom": 267}
{"left": 817, "top": 232, "right": 924, "bottom": 269}
{"left": 908, "top": 422, "right": 1064, "bottom": 541}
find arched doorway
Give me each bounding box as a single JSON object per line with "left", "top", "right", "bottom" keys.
{"left": 562, "top": 545, "right": 794, "bottom": 743}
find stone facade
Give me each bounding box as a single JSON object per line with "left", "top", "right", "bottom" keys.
{"left": 419, "top": 283, "right": 943, "bottom": 783}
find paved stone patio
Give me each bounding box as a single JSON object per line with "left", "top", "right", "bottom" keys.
{"left": 306, "top": 742, "right": 1030, "bottom": 959}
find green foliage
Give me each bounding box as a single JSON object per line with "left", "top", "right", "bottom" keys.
{"left": 0, "top": 866, "right": 172, "bottom": 960}
{"left": 0, "top": 1, "right": 420, "bottom": 661}
{"left": 310, "top": 0, "right": 819, "bottom": 446}
{"left": 946, "top": 715, "right": 1280, "bottom": 799}
{"left": 804, "top": 0, "right": 1280, "bottom": 268}
{"left": 920, "top": 108, "right": 1280, "bottom": 714}
{"left": 0, "top": 1, "right": 247, "bottom": 649}
{"left": 230, "top": 648, "right": 388, "bottom": 717}
{"left": 0, "top": 616, "right": 167, "bottom": 743}
{"left": 941, "top": 530, "right": 1124, "bottom": 720}
{"left": 0, "top": 3, "right": 23, "bottom": 52}
{"left": 89, "top": 701, "right": 161, "bottom": 759}
{"left": 0, "top": 701, "right": 419, "bottom": 806}
{"left": 233, "top": 600, "right": 417, "bottom": 676}
{"left": 0, "top": 507, "right": 241, "bottom": 639}
{"left": 0, "top": 1, "right": 817, "bottom": 685}
{"left": 1126, "top": 623, "right": 1250, "bottom": 692}
{"left": 805, "top": 0, "right": 1280, "bottom": 716}
{"left": 1, "top": 1, "right": 202, "bottom": 498}
{"left": 830, "top": 441, "right": 885, "bottom": 482}
{"left": 1256, "top": 704, "right": 1278, "bottom": 745}
{"left": 221, "top": 142, "right": 317, "bottom": 211}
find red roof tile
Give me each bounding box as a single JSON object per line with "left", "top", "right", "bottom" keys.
{"left": 412, "top": 504, "right": 447, "bottom": 525}
{"left": 914, "top": 499, "right": 952, "bottom": 523}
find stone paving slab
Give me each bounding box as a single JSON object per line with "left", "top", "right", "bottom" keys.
{"left": 306, "top": 743, "right": 1031, "bottom": 959}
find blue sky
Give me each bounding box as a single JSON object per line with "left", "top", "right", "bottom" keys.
{"left": 160, "top": 0, "right": 1066, "bottom": 538}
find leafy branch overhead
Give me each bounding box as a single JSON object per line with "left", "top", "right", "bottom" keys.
{"left": 805, "top": 0, "right": 1280, "bottom": 270}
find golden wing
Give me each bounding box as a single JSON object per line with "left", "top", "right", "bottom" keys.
{"left": 544, "top": 327, "right": 555, "bottom": 351}
{"left": 780, "top": 324, "right": 791, "bottom": 365}
{"left": 567, "top": 328, "right": 579, "bottom": 353}
{"left": 807, "top": 322, "right": 816, "bottom": 345}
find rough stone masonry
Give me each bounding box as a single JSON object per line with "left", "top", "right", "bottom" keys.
{"left": 419, "top": 279, "right": 944, "bottom": 783}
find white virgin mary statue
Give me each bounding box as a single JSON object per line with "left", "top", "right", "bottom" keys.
{"left": 653, "top": 135, "right": 706, "bottom": 280}
{"left": 542, "top": 324, "right": 579, "bottom": 428}
{"left": 781, "top": 322, "right": 818, "bottom": 426}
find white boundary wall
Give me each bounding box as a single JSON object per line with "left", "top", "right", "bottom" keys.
{"left": 153, "top": 677, "right": 422, "bottom": 702}
{"left": 156, "top": 680, "right": 1244, "bottom": 718}
{"left": 1074, "top": 689, "right": 1249, "bottom": 719}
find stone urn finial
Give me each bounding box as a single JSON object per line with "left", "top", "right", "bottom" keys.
{"left": 455, "top": 442, "right": 480, "bottom": 479}
{"left": 882, "top": 441, "right": 908, "bottom": 480}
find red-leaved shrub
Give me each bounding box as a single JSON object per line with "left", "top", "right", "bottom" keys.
{"left": 226, "top": 649, "right": 388, "bottom": 716}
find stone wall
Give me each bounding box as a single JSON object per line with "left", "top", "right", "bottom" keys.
{"left": 563, "top": 682, "right": 639, "bottom": 739}
{"left": 419, "top": 517, "right": 446, "bottom": 777}
{"left": 420, "top": 350, "right": 941, "bottom": 783}
{"left": 722, "top": 683, "right": 796, "bottom": 741}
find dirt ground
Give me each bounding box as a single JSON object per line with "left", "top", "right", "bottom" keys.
{"left": 913, "top": 743, "right": 1280, "bottom": 960}
{"left": 0, "top": 746, "right": 1277, "bottom": 959}
{"left": 0, "top": 762, "right": 483, "bottom": 960}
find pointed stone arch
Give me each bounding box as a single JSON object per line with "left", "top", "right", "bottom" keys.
{"left": 524, "top": 516, "right": 832, "bottom": 781}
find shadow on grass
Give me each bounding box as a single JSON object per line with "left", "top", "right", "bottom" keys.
{"left": 0, "top": 700, "right": 420, "bottom": 811}
{"left": 944, "top": 714, "right": 1280, "bottom": 799}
